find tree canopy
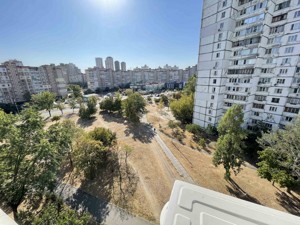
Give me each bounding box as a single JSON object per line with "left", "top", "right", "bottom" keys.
{"left": 183, "top": 74, "right": 197, "bottom": 95}
{"left": 213, "top": 105, "right": 247, "bottom": 180}
{"left": 79, "top": 96, "right": 97, "bottom": 119}
{"left": 69, "top": 85, "right": 82, "bottom": 98}
{"left": 170, "top": 94, "right": 194, "bottom": 124}
{"left": 122, "top": 92, "right": 146, "bottom": 123}
{"left": 257, "top": 117, "right": 300, "bottom": 189}
{"left": 0, "top": 108, "right": 70, "bottom": 212}
{"left": 31, "top": 91, "right": 56, "bottom": 116}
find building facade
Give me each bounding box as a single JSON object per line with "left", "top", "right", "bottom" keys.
{"left": 115, "top": 60, "right": 120, "bottom": 71}
{"left": 105, "top": 56, "right": 114, "bottom": 70}
{"left": 95, "top": 57, "right": 104, "bottom": 68}
{"left": 193, "top": 0, "right": 300, "bottom": 130}
{"left": 121, "top": 61, "right": 127, "bottom": 71}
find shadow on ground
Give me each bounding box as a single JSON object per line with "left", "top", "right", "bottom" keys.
{"left": 275, "top": 188, "right": 300, "bottom": 216}
{"left": 58, "top": 150, "right": 139, "bottom": 224}
{"left": 124, "top": 122, "right": 155, "bottom": 143}
{"left": 76, "top": 117, "right": 97, "bottom": 128}
{"left": 226, "top": 178, "right": 261, "bottom": 205}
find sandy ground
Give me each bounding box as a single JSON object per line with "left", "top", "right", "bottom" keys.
{"left": 45, "top": 102, "right": 300, "bottom": 223}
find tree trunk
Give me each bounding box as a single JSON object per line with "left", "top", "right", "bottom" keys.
{"left": 48, "top": 110, "right": 51, "bottom": 117}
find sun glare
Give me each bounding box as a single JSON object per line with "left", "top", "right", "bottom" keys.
{"left": 91, "top": 0, "right": 128, "bottom": 11}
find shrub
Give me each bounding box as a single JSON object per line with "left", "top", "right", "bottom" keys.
{"left": 205, "top": 124, "right": 218, "bottom": 136}
{"left": 51, "top": 115, "right": 61, "bottom": 121}
{"left": 198, "top": 138, "right": 206, "bottom": 149}
{"left": 154, "top": 98, "right": 160, "bottom": 104}
{"left": 186, "top": 124, "right": 202, "bottom": 135}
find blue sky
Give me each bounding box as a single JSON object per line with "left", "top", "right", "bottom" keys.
{"left": 0, "top": 0, "right": 202, "bottom": 70}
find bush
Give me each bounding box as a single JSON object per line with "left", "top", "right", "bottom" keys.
{"left": 173, "top": 128, "right": 184, "bottom": 142}
{"left": 51, "top": 115, "right": 61, "bottom": 121}
{"left": 186, "top": 124, "right": 202, "bottom": 135}
{"left": 89, "top": 127, "right": 117, "bottom": 147}
{"left": 205, "top": 124, "right": 218, "bottom": 136}
{"left": 168, "top": 120, "right": 180, "bottom": 129}
{"left": 154, "top": 98, "right": 160, "bottom": 104}
{"left": 170, "top": 94, "right": 194, "bottom": 124}
{"left": 198, "top": 138, "right": 206, "bottom": 149}
{"left": 84, "top": 89, "right": 94, "bottom": 95}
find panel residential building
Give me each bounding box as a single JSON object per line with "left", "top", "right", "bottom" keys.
{"left": 194, "top": 0, "right": 300, "bottom": 130}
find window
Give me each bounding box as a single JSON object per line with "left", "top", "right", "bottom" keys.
{"left": 266, "top": 58, "right": 274, "bottom": 64}
{"left": 284, "top": 107, "right": 300, "bottom": 114}
{"left": 216, "top": 53, "right": 220, "bottom": 58}
{"left": 255, "top": 95, "right": 266, "bottom": 101}
{"left": 285, "top": 117, "right": 293, "bottom": 122}
{"left": 291, "top": 23, "right": 300, "bottom": 31}
{"left": 287, "top": 98, "right": 300, "bottom": 105}
{"left": 272, "top": 14, "right": 287, "bottom": 23}
{"left": 277, "top": 78, "right": 285, "bottom": 84}
{"left": 208, "top": 117, "right": 212, "bottom": 122}
{"left": 271, "top": 98, "right": 280, "bottom": 103}
{"left": 288, "top": 35, "right": 297, "bottom": 42}
{"left": 279, "top": 68, "right": 288, "bottom": 74}
{"left": 208, "top": 110, "right": 212, "bottom": 114}
{"left": 275, "top": 1, "right": 290, "bottom": 11}
{"left": 210, "top": 103, "right": 214, "bottom": 107}
{"left": 220, "top": 22, "right": 224, "bottom": 29}
{"left": 253, "top": 103, "right": 265, "bottom": 109}
{"left": 275, "top": 88, "right": 283, "bottom": 94}
{"left": 269, "top": 106, "right": 277, "bottom": 112}
{"left": 268, "top": 36, "right": 282, "bottom": 44}
{"left": 293, "top": 88, "right": 300, "bottom": 93}
{"left": 223, "top": 0, "right": 227, "bottom": 7}
{"left": 213, "top": 79, "right": 217, "bottom": 84}
{"left": 295, "top": 11, "right": 300, "bottom": 18}
{"left": 218, "top": 33, "right": 223, "bottom": 40}
{"left": 270, "top": 25, "right": 284, "bottom": 34}
{"left": 257, "top": 87, "right": 269, "bottom": 92}
{"left": 259, "top": 78, "right": 271, "bottom": 84}
{"left": 236, "top": 14, "right": 264, "bottom": 27}
{"left": 211, "top": 95, "right": 215, "bottom": 100}
{"left": 281, "top": 58, "right": 291, "bottom": 64}
{"left": 232, "top": 36, "right": 261, "bottom": 47}
{"left": 261, "top": 68, "right": 273, "bottom": 73}
{"left": 253, "top": 112, "right": 260, "bottom": 116}
{"left": 285, "top": 47, "right": 294, "bottom": 53}
{"left": 212, "top": 87, "right": 216, "bottom": 92}
{"left": 265, "top": 47, "right": 279, "bottom": 54}
{"left": 221, "top": 12, "right": 226, "bottom": 18}
{"left": 214, "top": 71, "right": 217, "bottom": 75}
{"left": 228, "top": 68, "right": 254, "bottom": 74}
{"left": 217, "top": 43, "right": 221, "bottom": 49}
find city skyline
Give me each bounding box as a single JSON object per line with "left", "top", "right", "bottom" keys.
{"left": 0, "top": 0, "right": 202, "bottom": 71}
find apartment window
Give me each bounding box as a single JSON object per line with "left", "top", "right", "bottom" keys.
{"left": 285, "top": 117, "right": 293, "bottom": 122}
{"left": 217, "top": 43, "right": 221, "bottom": 49}
{"left": 257, "top": 87, "right": 269, "bottom": 92}
{"left": 253, "top": 112, "right": 260, "bottom": 116}
{"left": 210, "top": 103, "right": 214, "bottom": 107}
{"left": 208, "top": 117, "right": 212, "bottom": 122}
{"left": 287, "top": 97, "right": 300, "bottom": 105}
{"left": 296, "top": 67, "right": 300, "bottom": 73}
{"left": 279, "top": 68, "right": 288, "bottom": 74}
{"left": 236, "top": 14, "right": 264, "bottom": 27}
{"left": 271, "top": 98, "right": 280, "bottom": 103}
{"left": 221, "top": 12, "right": 226, "bottom": 18}
{"left": 222, "top": 0, "right": 227, "bottom": 7}
{"left": 270, "top": 25, "right": 284, "bottom": 34}
{"left": 295, "top": 11, "right": 300, "bottom": 18}
{"left": 232, "top": 36, "right": 261, "bottom": 47}
{"left": 259, "top": 78, "right": 271, "bottom": 83}
{"left": 267, "top": 36, "right": 282, "bottom": 44}
{"left": 253, "top": 103, "right": 265, "bottom": 109}
{"left": 224, "top": 102, "right": 233, "bottom": 107}
{"left": 208, "top": 110, "right": 212, "bottom": 114}
{"left": 275, "top": 88, "right": 283, "bottom": 94}
{"left": 265, "top": 47, "right": 279, "bottom": 54}
{"left": 213, "top": 79, "right": 217, "bottom": 84}
{"left": 275, "top": 1, "right": 290, "bottom": 11}
{"left": 214, "top": 71, "right": 217, "bottom": 76}
{"left": 220, "top": 23, "right": 224, "bottom": 29}
{"left": 212, "top": 87, "right": 216, "bottom": 92}
{"left": 216, "top": 53, "right": 220, "bottom": 58}
{"left": 269, "top": 106, "right": 277, "bottom": 112}
{"left": 284, "top": 107, "right": 300, "bottom": 114}
{"left": 285, "top": 47, "right": 294, "bottom": 53}
{"left": 261, "top": 68, "right": 273, "bottom": 73}
{"left": 266, "top": 58, "right": 274, "bottom": 64}
{"left": 281, "top": 58, "right": 291, "bottom": 65}
{"left": 255, "top": 95, "right": 267, "bottom": 101}
{"left": 288, "top": 35, "right": 297, "bottom": 42}
{"left": 218, "top": 33, "right": 223, "bottom": 40}
{"left": 293, "top": 88, "right": 300, "bottom": 93}
{"left": 211, "top": 95, "right": 215, "bottom": 100}
{"left": 272, "top": 14, "right": 287, "bottom": 23}
{"left": 277, "top": 78, "right": 285, "bottom": 84}
{"left": 228, "top": 68, "right": 254, "bottom": 74}
{"left": 291, "top": 23, "right": 300, "bottom": 31}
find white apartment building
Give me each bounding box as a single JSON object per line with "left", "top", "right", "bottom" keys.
{"left": 57, "top": 63, "right": 83, "bottom": 84}
{"left": 95, "top": 57, "right": 104, "bottom": 68}
{"left": 115, "top": 61, "right": 120, "bottom": 71}
{"left": 0, "top": 66, "right": 13, "bottom": 104}
{"left": 105, "top": 57, "right": 114, "bottom": 70}
{"left": 193, "top": 0, "right": 300, "bottom": 130}
{"left": 121, "top": 62, "right": 126, "bottom": 71}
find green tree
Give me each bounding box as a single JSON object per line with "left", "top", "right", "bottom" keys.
{"left": 89, "top": 127, "right": 117, "bottom": 147}
{"left": 31, "top": 91, "right": 56, "bottom": 117}
{"left": 99, "top": 97, "right": 114, "bottom": 113}
{"left": 69, "top": 85, "right": 82, "bottom": 98}
{"left": 257, "top": 118, "right": 300, "bottom": 190}
{"left": 56, "top": 102, "right": 65, "bottom": 115}
{"left": 183, "top": 74, "right": 197, "bottom": 95}
{"left": 69, "top": 98, "right": 77, "bottom": 113}
{"left": 122, "top": 92, "right": 146, "bottom": 123}
{"left": 160, "top": 94, "right": 169, "bottom": 106}
{"left": 170, "top": 94, "right": 194, "bottom": 124}
{"left": 79, "top": 96, "right": 97, "bottom": 119}
{"left": 0, "top": 108, "right": 66, "bottom": 213}
{"left": 213, "top": 105, "right": 247, "bottom": 180}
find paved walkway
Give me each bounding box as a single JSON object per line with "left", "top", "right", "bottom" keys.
{"left": 56, "top": 183, "right": 155, "bottom": 225}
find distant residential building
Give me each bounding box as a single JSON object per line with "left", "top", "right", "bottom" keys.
{"left": 95, "top": 57, "right": 104, "bottom": 68}
{"left": 105, "top": 57, "right": 114, "bottom": 70}
{"left": 115, "top": 60, "right": 120, "bottom": 71}
{"left": 57, "top": 63, "right": 83, "bottom": 84}
{"left": 193, "top": 0, "right": 300, "bottom": 130}
{"left": 121, "top": 61, "right": 126, "bottom": 71}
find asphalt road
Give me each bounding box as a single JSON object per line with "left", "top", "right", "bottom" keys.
{"left": 56, "top": 183, "right": 155, "bottom": 225}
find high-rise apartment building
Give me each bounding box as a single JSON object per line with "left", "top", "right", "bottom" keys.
{"left": 193, "top": 0, "right": 300, "bottom": 130}
{"left": 115, "top": 60, "right": 120, "bottom": 71}
{"left": 121, "top": 62, "right": 126, "bottom": 71}
{"left": 95, "top": 57, "right": 104, "bottom": 68}
{"left": 105, "top": 57, "right": 114, "bottom": 70}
